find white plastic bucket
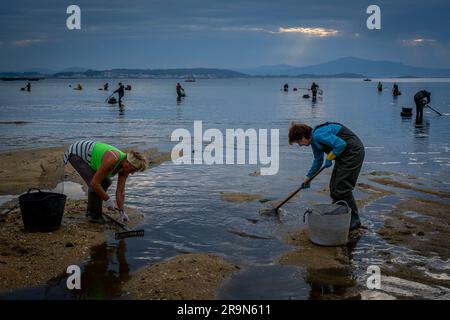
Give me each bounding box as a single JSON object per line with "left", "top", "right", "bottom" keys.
{"left": 304, "top": 200, "right": 351, "bottom": 246}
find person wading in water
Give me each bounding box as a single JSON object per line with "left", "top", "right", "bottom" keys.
{"left": 413, "top": 90, "right": 431, "bottom": 124}
{"left": 289, "top": 122, "right": 365, "bottom": 230}
{"left": 310, "top": 82, "right": 320, "bottom": 100}
{"left": 114, "top": 83, "right": 125, "bottom": 103}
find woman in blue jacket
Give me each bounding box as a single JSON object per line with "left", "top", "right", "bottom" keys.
{"left": 289, "top": 122, "right": 365, "bottom": 230}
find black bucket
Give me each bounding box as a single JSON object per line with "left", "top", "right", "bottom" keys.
{"left": 19, "top": 188, "right": 66, "bottom": 232}
{"left": 303, "top": 94, "right": 310, "bottom": 99}
{"left": 401, "top": 107, "right": 413, "bottom": 117}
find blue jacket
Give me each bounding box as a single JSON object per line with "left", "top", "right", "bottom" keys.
{"left": 306, "top": 123, "right": 347, "bottom": 178}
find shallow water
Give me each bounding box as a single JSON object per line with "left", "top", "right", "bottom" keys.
{"left": 0, "top": 78, "right": 449, "bottom": 299}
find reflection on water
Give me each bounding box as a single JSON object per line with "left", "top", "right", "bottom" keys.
{"left": 118, "top": 102, "right": 125, "bottom": 117}
{"left": 71, "top": 240, "right": 130, "bottom": 299}
{"left": 0, "top": 240, "right": 130, "bottom": 299}
{"left": 218, "top": 265, "right": 311, "bottom": 299}
{"left": 414, "top": 120, "right": 430, "bottom": 140}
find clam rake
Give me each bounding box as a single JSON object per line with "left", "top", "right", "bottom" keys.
{"left": 103, "top": 212, "right": 145, "bottom": 240}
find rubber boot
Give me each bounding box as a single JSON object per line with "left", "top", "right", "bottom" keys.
{"left": 86, "top": 191, "right": 105, "bottom": 224}
{"left": 349, "top": 211, "right": 361, "bottom": 231}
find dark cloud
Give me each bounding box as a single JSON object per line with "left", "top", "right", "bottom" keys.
{"left": 0, "top": 0, "right": 449, "bottom": 70}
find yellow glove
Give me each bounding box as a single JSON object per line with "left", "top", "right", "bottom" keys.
{"left": 326, "top": 152, "right": 337, "bottom": 161}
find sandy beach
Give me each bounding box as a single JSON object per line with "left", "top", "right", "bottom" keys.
{"left": 123, "top": 253, "right": 239, "bottom": 299}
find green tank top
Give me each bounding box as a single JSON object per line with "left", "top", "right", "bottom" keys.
{"left": 90, "top": 142, "right": 126, "bottom": 177}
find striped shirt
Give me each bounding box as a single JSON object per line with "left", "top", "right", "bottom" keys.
{"left": 63, "top": 140, "right": 96, "bottom": 165}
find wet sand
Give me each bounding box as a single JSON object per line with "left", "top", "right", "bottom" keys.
{"left": 317, "top": 182, "right": 393, "bottom": 210}
{"left": 363, "top": 170, "right": 417, "bottom": 179}
{"left": 373, "top": 179, "right": 450, "bottom": 296}
{"left": 378, "top": 197, "right": 450, "bottom": 260}
{"left": 220, "top": 192, "right": 263, "bottom": 203}
{"left": 122, "top": 253, "right": 239, "bottom": 299}
{"left": 0, "top": 199, "right": 143, "bottom": 292}
{"left": 369, "top": 177, "right": 450, "bottom": 198}
{"left": 279, "top": 229, "right": 351, "bottom": 270}
{"left": 0, "top": 146, "right": 166, "bottom": 292}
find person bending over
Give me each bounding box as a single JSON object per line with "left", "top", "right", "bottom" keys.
{"left": 289, "top": 122, "right": 365, "bottom": 230}
{"left": 64, "top": 140, "right": 148, "bottom": 223}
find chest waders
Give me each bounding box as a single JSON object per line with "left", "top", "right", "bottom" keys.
{"left": 314, "top": 123, "right": 365, "bottom": 230}
{"left": 414, "top": 91, "right": 429, "bottom": 124}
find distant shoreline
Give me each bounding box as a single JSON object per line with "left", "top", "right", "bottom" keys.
{"left": 3, "top": 75, "right": 450, "bottom": 80}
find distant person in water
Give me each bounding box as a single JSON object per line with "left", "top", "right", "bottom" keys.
{"left": 25, "top": 81, "right": 31, "bottom": 92}
{"left": 377, "top": 81, "right": 383, "bottom": 92}
{"left": 114, "top": 83, "right": 125, "bottom": 103}
{"left": 283, "top": 83, "right": 289, "bottom": 92}
{"left": 104, "top": 82, "right": 109, "bottom": 91}
{"left": 63, "top": 141, "right": 148, "bottom": 223}
{"left": 414, "top": 90, "right": 431, "bottom": 124}
{"left": 310, "top": 82, "right": 319, "bottom": 100}
{"left": 76, "top": 84, "right": 83, "bottom": 90}
{"left": 176, "top": 82, "right": 185, "bottom": 97}
{"left": 392, "top": 83, "right": 400, "bottom": 96}
{"left": 289, "top": 122, "right": 365, "bottom": 231}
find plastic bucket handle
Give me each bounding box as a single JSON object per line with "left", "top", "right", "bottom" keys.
{"left": 303, "top": 209, "right": 312, "bottom": 223}
{"left": 334, "top": 200, "right": 350, "bottom": 212}
{"left": 27, "top": 188, "right": 42, "bottom": 194}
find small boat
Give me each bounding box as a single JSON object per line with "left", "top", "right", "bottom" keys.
{"left": 364, "top": 78, "right": 372, "bottom": 82}
{"left": 185, "top": 75, "right": 196, "bottom": 82}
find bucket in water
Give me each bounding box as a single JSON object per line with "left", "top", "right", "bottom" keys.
{"left": 401, "top": 107, "right": 413, "bottom": 117}
{"left": 304, "top": 201, "right": 351, "bottom": 246}
{"left": 19, "top": 188, "right": 66, "bottom": 232}
{"left": 302, "top": 94, "right": 310, "bottom": 99}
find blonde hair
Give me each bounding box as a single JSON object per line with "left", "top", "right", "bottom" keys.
{"left": 126, "top": 151, "right": 149, "bottom": 172}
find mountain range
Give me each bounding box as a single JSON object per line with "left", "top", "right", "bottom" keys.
{"left": 238, "top": 57, "right": 450, "bottom": 77}
{"left": 2, "top": 57, "right": 450, "bottom": 79}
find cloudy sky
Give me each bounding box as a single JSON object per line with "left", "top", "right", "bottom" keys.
{"left": 0, "top": 0, "right": 449, "bottom": 71}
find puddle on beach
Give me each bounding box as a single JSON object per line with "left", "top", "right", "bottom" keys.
{"left": 0, "top": 241, "right": 130, "bottom": 299}
{"left": 0, "top": 195, "right": 14, "bottom": 207}
{"left": 53, "top": 181, "right": 86, "bottom": 199}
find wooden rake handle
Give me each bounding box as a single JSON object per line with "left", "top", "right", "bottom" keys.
{"left": 274, "top": 166, "right": 327, "bottom": 211}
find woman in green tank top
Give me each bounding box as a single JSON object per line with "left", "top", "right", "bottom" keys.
{"left": 65, "top": 140, "right": 149, "bottom": 223}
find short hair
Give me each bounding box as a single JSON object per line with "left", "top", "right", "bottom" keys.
{"left": 126, "top": 151, "right": 149, "bottom": 172}
{"left": 288, "top": 123, "right": 312, "bottom": 144}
